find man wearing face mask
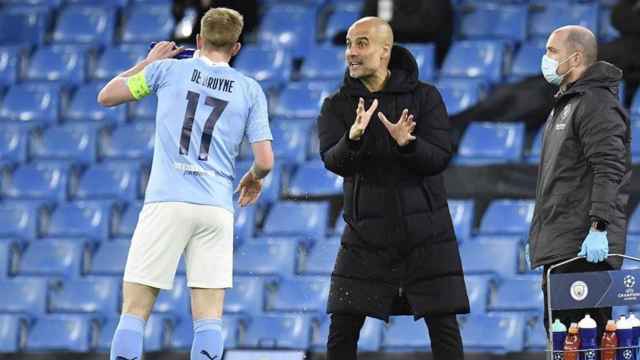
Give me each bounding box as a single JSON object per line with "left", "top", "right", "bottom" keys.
{"left": 528, "top": 25, "right": 632, "bottom": 338}
{"left": 317, "top": 17, "right": 469, "bottom": 359}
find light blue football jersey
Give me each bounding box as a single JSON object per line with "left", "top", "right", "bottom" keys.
{"left": 129, "top": 56, "right": 272, "bottom": 213}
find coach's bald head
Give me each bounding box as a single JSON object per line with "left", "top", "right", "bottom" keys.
{"left": 545, "top": 25, "right": 598, "bottom": 86}
{"left": 345, "top": 17, "right": 394, "bottom": 82}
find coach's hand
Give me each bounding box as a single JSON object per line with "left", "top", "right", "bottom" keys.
{"left": 146, "top": 41, "right": 184, "bottom": 62}
{"left": 235, "top": 170, "right": 263, "bottom": 207}
{"left": 378, "top": 109, "right": 416, "bottom": 147}
{"left": 349, "top": 98, "right": 378, "bottom": 141}
{"left": 578, "top": 230, "right": 609, "bottom": 263}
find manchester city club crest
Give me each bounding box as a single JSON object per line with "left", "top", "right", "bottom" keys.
{"left": 624, "top": 275, "right": 636, "bottom": 289}
{"left": 570, "top": 281, "right": 588, "bottom": 301}
{"left": 585, "top": 350, "right": 596, "bottom": 360}
{"left": 623, "top": 349, "right": 633, "bottom": 360}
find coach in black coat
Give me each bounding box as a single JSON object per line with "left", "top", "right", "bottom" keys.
{"left": 317, "top": 17, "right": 468, "bottom": 360}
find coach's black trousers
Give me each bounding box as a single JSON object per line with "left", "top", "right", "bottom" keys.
{"left": 326, "top": 313, "right": 464, "bottom": 359}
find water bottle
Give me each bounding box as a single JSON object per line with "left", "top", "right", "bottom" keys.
{"left": 617, "top": 316, "right": 635, "bottom": 360}
{"left": 149, "top": 42, "right": 196, "bottom": 59}
{"left": 628, "top": 314, "right": 640, "bottom": 359}
{"left": 601, "top": 320, "right": 618, "bottom": 360}
{"left": 553, "top": 319, "right": 568, "bottom": 360}
{"left": 565, "top": 322, "right": 581, "bottom": 360}
{"left": 579, "top": 314, "right": 598, "bottom": 360}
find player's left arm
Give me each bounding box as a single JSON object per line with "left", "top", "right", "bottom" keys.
{"left": 97, "top": 41, "right": 183, "bottom": 107}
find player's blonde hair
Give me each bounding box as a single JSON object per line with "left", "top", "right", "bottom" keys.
{"left": 200, "top": 7, "right": 244, "bottom": 51}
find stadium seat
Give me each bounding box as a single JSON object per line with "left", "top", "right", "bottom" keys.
{"left": 266, "top": 276, "right": 330, "bottom": 313}
{"left": 448, "top": 200, "right": 474, "bottom": 242}
{"left": 121, "top": 5, "right": 175, "bottom": 43}
{"left": 16, "top": 239, "right": 85, "bottom": 278}
{"left": 526, "top": 126, "right": 544, "bottom": 164}
{"left": 524, "top": 315, "right": 547, "bottom": 351}
{"left": 459, "top": 240, "right": 519, "bottom": 277}
{"left": 64, "top": 0, "right": 128, "bottom": 5}
{"left": 461, "top": 313, "right": 526, "bottom": 353}
{"left": 1, "top": 162, "right": 69, "bottom": 201}
{"left": 0, "top": 46, "right": 23, "bottom": 86}
{"left": 464, "top": 275, "right": 492, "bottom": 314}
{"left": 435, "top": 78, "right": 484, "bottom": 115}
{"left": 631, "top": 91, "right": 640, "bottom": 117}
{"left": 332, "top": 213, "right": 346, "bottom": 236}
{"left": 269, "top": 119, "right": 313, "bottom": 164}
{"left": 313, "top": 316, "right": 382, "bottom": 352}
{"left": 0, "top": 83, "right": 61, "bottom": 124}
{"left": 225, "top": 276, "right": 265, "bottom": 315}
{"left": 0, "top": 8, "right": 48, "bottom": 45}
{"left": 153, "top": 276, "right": 188, "bottom": 315}
{"left": 170, "top": 314, "right": 239, "bottom": 350}
{"left": 144, "top": 314, "right": 174, "bottom": 351}
{"left": 308, "top": 124, "right": 321, "bottom": 159}
{"left": 93, "top": 47, "right": 143, "bottom": 80}
{"left": 234, "top": 46, "right": 291, "bottom": 87}
{"left": 45, "top": 201, "right": 114, "bottom": 240}
{"left": 72, "top": 162, "right": 140, "bottom": 201}
{"left": 298, "top": 238, "right": 340, "bottom": 275}
{"left": 26, "top": 314, "right": 97, "bottom": 352}
{"left": 30, "top": 123, "right": 99, "bottom": 163}
{"left": 262, "top": 201, "right": 329, "bottom": 238}
{"left": 52, "top": 5, "right": 115, "bottom": 45}
{"left": 0, "top": 277, "right": 48, "bottom": 314}
{"left": 456, "top": 123, "right": 525, "bottom": 165}
{"left": 479, "top": 199, "right": 535, "bottom": 235}
{"left": 88, "top": 241, "right": 129, "bottom": 275}
{"left": 0, "top": 201, "right": 42, "bottom": 240}
{"left": 240, "top": 314, "right": 311, "bottom": 349}
{"left": 234, "top": 205, "right": 256, "bottom": 242}
{"left": 0, "top": 314, "right": 27, "bottom": 352}
{"left": 273, "top": 82, "right": 330, "bottom": 118}
{"left": 529, "top": 2, "right": 598, "bottom": 39}
{"left": 129, "top": 94, "right": 158, "bottom": 121}
{"left": 234, "top": 239, "right": 298, "bottom": 277}
{"left": 65, "top": 82, "right": 127, "bottom": 123}
{"left": 49, "top": 276, "right": 120, "bottom": 315}
{"left": 381, "top": 316, "right": 430, "bottom": 351}
{"left": 629, "top": 205, "right": 640, "bottom": 235}
{"left": 25, "top": 46, "right": 86, "bottom": 85}
{"left": 258, "top": 5, "right": 316, "bottom": 58}
{"left": 458, "top": 3, "right": 528, "bottom": 42}
{"left": 441, "top": 40, "right": 506, "bottom": 83}
{"left": 287, "top": 160, "right": 343, "bottom": 198}
{"left": 488, "top": 276, "right": 543, "bottom": 312}
{"left": 0, "top": 123, "right": 28, "bottom": 163}
{"left": 599, "top": 6, "right": 620, "bottom": 41}
{"left": 300, "top": 46, "right": 345, "bottom": 80}
{"left": 404, "top": 44, "right": 436, "bottom": 82}
{"left": 324, "top": 8, "right": 359, "bottom": 42}
{"left": 0, "top": 242, "right": 14, "bottom": 279}
{"left": 509, "top": 43, "right": 546, "bottom": 82}
{"left": 100, "top": 122, "right": 155, "bottom": 160}
{"left": 113, "top": 201, "right": 142, "bottom": 238}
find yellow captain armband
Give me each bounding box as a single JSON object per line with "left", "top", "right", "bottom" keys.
{"left": 127, "top": 71, "right": 151, "bottom": 100}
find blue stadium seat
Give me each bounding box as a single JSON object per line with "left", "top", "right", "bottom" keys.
{"left": 489, "top": 276, "right": 543, "bottom": 312}
{"left": 460, "top": 240, "right": 519, "bottom": 277}
{"left": 153, "top": 276, "right": 188, "bottom": 315}
{"left": 299, "top": 238, "right": 340, "bottom": 275}
{"left": 524, "top": 315, "right": 547, "bottom": 351}
{"left": 465, "top": 275, "right": 492, "bottom": 314}
{"left": 461, "top": 313, "right": 526, "bottom": 353}
{"left": 26, "top": 314, "right": 97, "bottom": 352}
{"left": 458, "top": 3, "right": 528, "bottom": 42}
{"left": 25, "top": 46, "right": 86, "bottom": 85}
{"left": 529, "top": 2, "right": 598, "bottom": 39}
{"left": 234, "top": 46, "right": 291, "bottom": 88}
{"left": 49, "top": 276, "right": 119, "bottom": 315}
{"left": 381, "top": 316, "right": 430, "bottom": 351}
{"left": 509, "top": 43, "right": 546, "bottom": 82}
{"left": 72, "top": 162, "right": 140, "bottom": 201}
{"left": 599, "top": 6, "right": 620, "bottom": 41}
{"left": 234, "top": 160, "right": 281, "bottom": 205}
{"left": 324, "top": 8, "right": 358, "bottom": 42}
{"left": 0, "top": 314, "right": 27, "bottom": 352}
{"left": 308, "top": 124, "right": 320, "bottom": 159}
{"left": 234, "top": 205, "right": 256, "bottom": 242}
{"left": 30, "top": 123, "right": 98, "bottom": 163}
{"left": 0, "top": 277, "right": 48, "bottom": 314}
{"left": 0, "top": 123, "right": 28, "bottom": 163}
{"left": 121, "top": 5, "right": 175, "bottom": 43}
{"left": 332, "top": 211, "right": 346, "bottom": 235}
{"left": 266, "top": 276, "right": 330, "bottom": 313}
{"left": 258, "top": 5, "right": 316, "bottom": 58}
{"left": 631, "top": 91, "right": 640, "bottom": 117}
{"left": 129, "top": 94, "right": 158, "bottom": 121}
{"left": 0, "top": 46, "right": 23, "bottom": 86}
{"left": 633, "top": 122, "right": 640, "bottom": 164}
{"left": 93, "top": 47, "right": 143, "bottom": 80}
{"left": 234, "top": 240, "right": 298, "bottom": 277}
{"left": 170, "top": 314, "right": 239, "bottom": 350}
{"left": 113, "top": 201, "right": 142, "bottom": 238}
{"left": 301, "top": 46, "right": 345, "bottom": 80}
{"left": 45, "top": 201, "right": 114, "bottom": 240}
{"left": 456, "top": 123, "right": 525, "bottom": 165}
{"left": 17, "top": 240, "right": 85, "bottom": 278}
{"left": 0, "top": 8, "right": 48, "bottom": 45}
{"left": 526, "top": 126, "right": 544, "bottom": 164}
{"left": 0, "top": 201, "right": 42, "bottom": 240}
{"left": 65, "top": 82, "right": 126, "bottom": 123}
{"left": 448, "top": 200, "right": 474, "bottom": 242}
{"left": 479, "top": 199, "right": 535, "bottom": 235}
{"left": 0, "top": 242, "right": 13, "bottom": 278}
{"left": 435, "top": 78, "right": 484, "bottom": 115}
{"left": 274, "top": 82, "right": 330, "bottom": 118}
{"left": 0, "top": 0, "right": 61, "bottom": 5}
{"left": 88, "top": 241, "right": 129, "bottom": 275}
{"left": 145, "top": 314, "right": 174, "bottom": 351}
{"left": 225, "top": 276, "right": 265, "bottom": 315}
{"left": 64, "top": 0, "right": 128, "bottom": 5}
{"left": 262, "top": 201, "right": 329, "bottom": 238}
{"left": 404, "top": 44, "right": 436, "bottom": 82}
{"left": 0, "top": 83, "right": 61, "bottom": 124}
{"left": 287, "top": 160, "right": 343, "bottom": 198}
{"left": 268, "top": 119, "right": 313, "bottom": 164}
{"left": 100, "top": 122, "right": 155, "bottom": 160}
{"left": 313, "top": 316, "right": 382, "bottom": 352}
{"left": 52, "top": 5, "right": 115, "bottom": 45}
{"left": 441, "top": 41, "right": 506, "bottom": 83}
{"left": 629, "top": 205, "right": 640, "bottom": 234}
{"left": 240, "top": 314, "right": 311, "bottom": 349}
{"left": 1, "top": 162, "right": 69, "bottom": 201}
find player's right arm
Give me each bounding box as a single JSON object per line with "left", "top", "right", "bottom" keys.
{"left": 97, "top": 41, "right": 183, "bottom": 107}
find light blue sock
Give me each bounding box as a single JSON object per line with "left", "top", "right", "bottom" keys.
{"left": 110, "top": 314, "right": 145, "bottom": 360}
{"left": 191, "top": 318, "right": 224, "bottom": 360}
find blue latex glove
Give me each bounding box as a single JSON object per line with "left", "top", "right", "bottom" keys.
{"left": 525, "top": 243, "right": 531, "bottom": 270}
{"left": 577, "top": 230, "right": 609, "bottom": 263}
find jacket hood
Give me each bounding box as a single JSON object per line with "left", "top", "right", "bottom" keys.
{"left": 563, "top": 61, "right": 623, "bottom": 97}
{"left": 342, "top": 45, "right": 419, "bottom": 96}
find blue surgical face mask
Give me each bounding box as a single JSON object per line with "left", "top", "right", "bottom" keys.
{"left": 540, "top": 52, "right": 576, "bottom": 86}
